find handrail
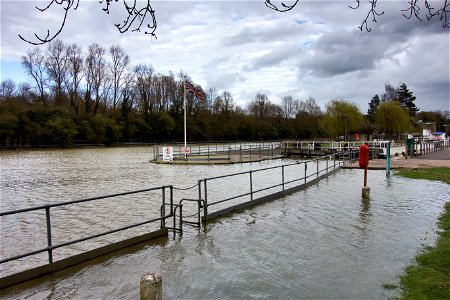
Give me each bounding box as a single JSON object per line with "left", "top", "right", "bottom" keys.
{"left": 0, "top": 148, "right": 362, "bottom": 285}
{"left": 0, "top": 185, "right": 174, "bottom": 267}
{"left": 198, "top": 151, "right": 358, "bottom": 222}
{"left": 153, "top": 141, "right": 283, "bottom": 161}
{"left": 0, "top": 186, "right": 173, "bottom": 217}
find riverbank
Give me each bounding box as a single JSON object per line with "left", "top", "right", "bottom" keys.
{"left": 396, "top": 168, "right": 450, "bottom": 299}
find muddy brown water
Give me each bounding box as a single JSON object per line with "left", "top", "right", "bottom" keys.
{"left": 0, "top": 147, "right": 448, "bottom": 299}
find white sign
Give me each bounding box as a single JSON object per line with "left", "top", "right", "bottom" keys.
{"left": 183, "top": 147, "right": 190, "bottom": 155}
{"left": 162, "top": 146, "right": 173, "bottom": 162}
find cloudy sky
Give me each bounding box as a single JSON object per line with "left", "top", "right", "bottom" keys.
{"left": 1, "top": 0, "right": 449, "bottom": 113}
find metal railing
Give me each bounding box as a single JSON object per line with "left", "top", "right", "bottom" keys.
{"left": 413, "top": 140, "right": 448, "bottom": 156}
{"left": 153, "top": 141, "right": 283, "bottom": 162}
{"left": 1, "top": 150, "right": 359, "bottom": 287}
{"left": 0, "top": 186, "right": 174, "bottom": 267}
{"left": 193, "top": 151, "right": 358, "bottom": 223}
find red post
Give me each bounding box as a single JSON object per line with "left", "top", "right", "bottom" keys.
{"left": 359, "top": 144, "right": 370, "bottom": 198}
{"left": 364, "top": 168, "right": 367, "bottom": 187}
{"left": 358, "top": 144, "right": 369, "bottom": 169}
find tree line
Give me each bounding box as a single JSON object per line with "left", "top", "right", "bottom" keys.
{"left": 0, "top": 40, "right": 447, "bottom": 147}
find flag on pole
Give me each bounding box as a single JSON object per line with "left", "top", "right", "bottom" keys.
{"left": 185, "top": 81, "right": 205, "bottom": 101}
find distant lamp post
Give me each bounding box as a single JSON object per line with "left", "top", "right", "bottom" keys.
{"left": 343, "top": 113, "right": 348, "bottom": 142}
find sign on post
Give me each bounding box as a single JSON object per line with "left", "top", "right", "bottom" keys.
{"left": 183, "top": 147, "right": 190, "bottom": 155}
{"left": 162, "top": 146, "right": 173, "bottom": 162}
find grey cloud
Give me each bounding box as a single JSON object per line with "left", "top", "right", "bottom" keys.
{"left": 223, "top": 21, "right": 305, "bottom": 47}
{"left": 299, "top": 31, "right": 388, "bottom": 77}
{"left": 205, "top": 71, "right": 246, "bottom": 90}
{"left": 243, "top": 45, "right": 300, "bottom": 72}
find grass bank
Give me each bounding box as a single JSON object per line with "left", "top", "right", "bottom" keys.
{"left": 396, "top": 168, "right": 450, "bottom": 299}
{"left": 396, "top": 167, "right": 450, "bottom": 184}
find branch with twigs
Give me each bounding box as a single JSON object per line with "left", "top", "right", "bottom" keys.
{"left": 19, "top": 0, "right": 80, "bottom": 45}
{"left": 264, "top": 0, "right": 300, "bottom": 12}
{"left": 19, "top": 0, "right": 157, "bottom": 45}
{"left": 266, "top": 0, "right": 449, "bottom": 31}
{"left": 348, "top": 0, "right": 384, "bottom": 32}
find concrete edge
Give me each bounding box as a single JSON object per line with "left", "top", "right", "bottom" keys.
{"left": 0, "top": 228, "right": 168, "bottom": 290}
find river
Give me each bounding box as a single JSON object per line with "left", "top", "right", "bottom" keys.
{"left": 0, "top": 146, "right": 448, "bottom": 299}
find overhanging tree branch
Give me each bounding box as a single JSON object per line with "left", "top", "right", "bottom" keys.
{"left": 425, "top": 0, "right": 449, "bottom": 27}
{"left": 264, "top": 0, "right": 300, "bottom": 12}
{"left": 402, "top": 0, "right": 422, "bottom": 20}
{"left": 266, "top": 0, "right": 449, "bottom": 31}
{"left": 348, "top": 0, "right": 385, "bottom": 32}
{"left": 19, "top": 0, "right": 79, "bottom": 45}
{"left": 19, "top": 0, "right": 157, "bottom": 45}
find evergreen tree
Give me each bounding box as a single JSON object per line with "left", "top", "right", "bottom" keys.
{"left": 397, "top": 83, "right": 419, "bottom": 116}
{"left": 367, "top": 94, "right": 380, "bottom": 122}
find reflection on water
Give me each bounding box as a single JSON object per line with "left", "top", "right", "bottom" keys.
{"left": 0, "top": 148, "right": 449, "bottom": 299}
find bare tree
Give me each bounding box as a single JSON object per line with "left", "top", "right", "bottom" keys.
{"left": 302, "top": 97, "right": 322, "bottom": 117}
{"left": 205, "top": 87, "right": 218, "bottom": 111}
{"left": 65, "top": 43, "right": 84, "bottom": 114}
{"left": 133, "top": 64, "right": 154, "bottom": 115}
{"left": 17, "top": 82, "right": 33, "bottom": 103}
{"left": 21, "top": 48, "right": 48, "bottom": 106}
{"left": 20, "top": 0, "right": 157, "bottom": 45}
{"left": 220, "top": 90, "right": 234, "bottom": 116}
{"left": 248, "top": 93, "right": 271, "bottom": 118}
{"left": 85, "top": 43, "right": 107, "bottom": 114}
{"left": 0, "top": 79, "right": 16, "bottom": 99}
{"left": 282, "top": 95, "right": 299, "bottom": 119}
{"left": 382, "top": 83, "right": 399, "bottom": 102}
{"left": 266, "top": 0, "right": 449, "bottom": 31}
{"left": 109, "top": 45, "right": 130, "bottom": 113}
{"left": 45, "top": 39, "right": 67, "bottom": 106}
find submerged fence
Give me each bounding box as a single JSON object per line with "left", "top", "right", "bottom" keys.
{"left": 1, "top": 151, "right": 358, "bottom": 289}
{"left": 0, "top": 186, "right": 174, "bottom": 289}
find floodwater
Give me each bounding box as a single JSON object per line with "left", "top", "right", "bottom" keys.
{"left": 0, "top": 147, "right": 448, "bottom": 299}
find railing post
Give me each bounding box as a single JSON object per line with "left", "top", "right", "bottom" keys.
{"left": 249, "top": 171, "right": 253, "bottom": 202}
{"left": 316, "top": 159, "right": 319, "bottom": 178}
{"left": 161, "top": 187, "right": 166, "bottom": 229}
{"left": 282, "top": 165, "right": 285, "bottom": 192}
{"left": 45, "top": 205, "right": 53, "bottom": 265}
{"left": 169, "top": 186, "right": 173, "bottom": 215}
{"left": 197, "top": 180, "right": 202, "bottom": 227}
{"left": 203, "top": 179, "right": 208, "bottom": 223}
{"left": 304, "top": 162, "right": 307, "bottom": 185}
{"left": 326, "top": 156, "right": 329, "bottom": 172}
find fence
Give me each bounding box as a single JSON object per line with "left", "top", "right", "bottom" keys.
{"left": 176, "top": 151, "right": 358, "bottom": 227}
{"left": 153, "top": 141, "right": 283, "bottom": 162}
{"left": 0, "top": 186, "right": 173, "bottom": 289}
{"left": 412, "top": 139, "right": 448, "bottom": 156}
{"left": 1, "top": 150, "right": 359, "bottom": 289}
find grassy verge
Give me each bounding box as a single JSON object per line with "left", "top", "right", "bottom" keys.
{"left": 396, "top": 167, "right": 450, "bottom": 184}
{"left": 396, "top": 168, "right": 450, "bottom": 299}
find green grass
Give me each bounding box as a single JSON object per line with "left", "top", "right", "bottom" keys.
{"left": 396, "top": 168, "right": 450, "bottom": 299}
{"left": 396, "top": 167, "right": 450, "bottom": 184}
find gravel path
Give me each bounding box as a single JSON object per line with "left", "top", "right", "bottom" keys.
{"left": 367, "top": 148, "right": 449, "bottom": 169}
